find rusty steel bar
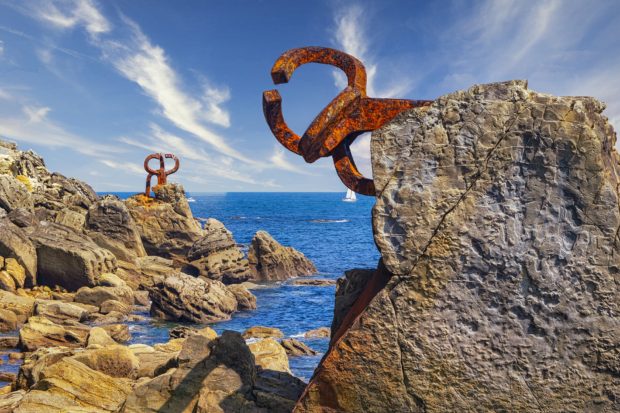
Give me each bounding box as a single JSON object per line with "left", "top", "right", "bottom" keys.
{"left": 144, "top": 153, "right": 179, "bottom": 197}
{"left": 263, "top": 46, "right": 433, "bottom": 196}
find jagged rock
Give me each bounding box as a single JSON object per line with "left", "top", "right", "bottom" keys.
{"left": 97, "top": 272, "right": 127, "bottom": 288}
{"left": 53, "top": 207, "right": 85, "bottom": 231}
{"left": 186, "top": 218, "right": 251, "bottom": 284}
{"left": 86, "top": 195, "right": 147, "bottom": 262}
{"left": 253, "top": 369, "right": 306, "bottom": 413}
{"left": 125, "top": 184, "right": 203, "bottom": 264}
{"left": 0, "top": 257, "right": 26, "bottom": 292}
{"left": 6, "top": 208, "right": 37, "bottom": 228}
{"left": 0, "top": 309, "right": 17, "bottom": 332}
{"left": 153, "top": 338, "right": 185, "bottom": 353}
{"left": 71, "top": 345, "right": 140, "bottom": 378}
{"left": 0, "top": 390, "right": 25, "bottom": 412}
{"left": 15, "top": 347, "right": 76, "bottom": 389}
{"left": 148, "top": 272, "right": 238, "bottom": 323}
{"left": 0, "top": 219, "right": 37, "bottom": 288}
{"left": 0, "top": 290, "right": 34, "bottom": 326}
{"left": 331, "top": 268, "right": 376, "bottom": 336}
{"left": 14, "top": 358, "right": 132, "bottom": 412}
{"left": 34, "top": 300, "right": 88, "bottom": 324}
{"left": 121, "top": 331, "right": 256, "bottom": 413}
{"left": 297, "top": 81, "right": 620, "bottom": 412}
{"left": 303, "top": 327, "right": 330, "bottom": 338}
{"left": 0, "top": 337, "right": 18, "bottom": 349}
{"left": 280, "top": 338, "right": 317, "bottom": 356}
{"left": 227, "top": 283, "right": 257, "bottom": 310}
{"left": 18, "top": 316, "right": 87, "bottom": 351}
{"left": 242, "top": 326, "right": 284, "bottom": 339}
{"left": 0, "top": 175, "right": 33, "bottom": 213}
{"left": 248, "top": 338, "right": 290, "bottom": 373}
{"left": 86, "top": 326, "right": 116, "bottom": 347}
{"left": 100, "top": 299, "right": 131, "bottom": 315}
{"left": 101, "top": 324, "right": 131, "bottom": 343}
{"left": 74, "top": 285, "right": 134, "bottom": 307}
{"left": 27, "top": 221, "right": 117, "bottom": 291}
{"left": 248, "top": 230, "right": 316, "bottom": 281}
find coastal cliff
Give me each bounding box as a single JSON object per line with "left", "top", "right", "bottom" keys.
{"left": 296, "top": 81, "right": 620, "bottom": 412}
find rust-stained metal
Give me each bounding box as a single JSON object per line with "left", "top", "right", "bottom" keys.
{"left": 263, "top": 46, "right": 433, "bottom": 195}
{"left": 144, "top": 153, "right": 179, "bottom": 197}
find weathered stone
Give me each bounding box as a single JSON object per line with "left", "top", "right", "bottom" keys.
{"left": 297, "top": 81, "right": 620, "bottom": 412}
{"left": 99, "top": 299, "right": 131, "bottom": 315}
{"left": 86, "top": 195, "right": 147, "bottom": 262}
{"left": 331, "top": 268, "right": 375, "bottom": 336}
{"left": 248, "top": 338, "right": 290, "bottom": 373}
{"left": 15, "top": 347, "right": 76, "bottom": 389}
{"left": 74, "top": 285, "right": 134, "bottom": 307}
{"left": 121, "top": 331, "right": 256, "bottom": 413}
{"left": 18, "top": 316, "right": 87, "bottom": 351}
{"left": 242, "top": 326, "right": 284, "bottom": 339}
{"left": 27, "top": 221, "right": 117, "bottom": 291}
{"left": 0, "top": 219, "right": 36, "bottom": 288}
{"left": 71, "top": 345, "right": 140, "bottom": 378}
{"left": 34, "top": 300, "right": 88, "bottom": 324}
{"left": 125, "top": 184, "right": 203, "bottom": 264}
{"left": 6, "top": 208, "right": 37, "bottom": 228}
{"left": 303, "top": 327, "right": 330, "bottom": 338}
{"left": 254, "top": 369, "right": 306, "bottom": 413}
{"left": 149, "top": 272, "right": 238, "bottom": 323}
{"left": 0, "top": 309, "right": 17, "bottom": 332}
{"left": 186, "top": 218, "right": 251, "bottom": 284}
{"left": 0, "top": 290, "right": 34, "bottom": 325}
{"left": 14, "top": 358, "right": 132, "bottom": 412}
{"left": 248, "top": 230, "right": 316, "bottom": 281}
{"left": 227, "top": 283, "right": 257, "bottom": 310}
{"left": 0, "top": 175, "right": 33, "bottom": 213}
{"left": 0, "top": 337, "right": 18, "bottom": 349}
{"left": 280, "top": 338, "right": 317, "bottom": 356}
{"left": 291, "top": 278, "right": 336, "bottom": 286}
{"left": 97, "top": 272, "right": 126, "bottom": 288}
{"left": 86, "top": 326, "right": 116, "bottom": 347}
{"left": 53, "top": 207, "right": 85, "bottom": 231}
{"left": 101, "top": 324, "right": 131, "bottom": 343}
{"left": 0, "top": 389, "right": 25, "bottom": 412}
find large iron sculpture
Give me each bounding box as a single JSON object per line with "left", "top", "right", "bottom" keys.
{"left": 144, "top": 153, "right": 179, "bottom": 197}
{"left": 263, "top": 46, "right": 433, "bottom": 195}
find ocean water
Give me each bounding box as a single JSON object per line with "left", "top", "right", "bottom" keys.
{"left": 118, "top": 192, "right": 380, "bottom": 381}
{"left": 0, "top": 193, "right": 380, "bottom": 383}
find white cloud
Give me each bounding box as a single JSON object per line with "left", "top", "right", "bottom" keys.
{"left": 0, "top": 104, "right": 122, "bottom": 156}
{"left": 269, "top": 146, "right": 313, "bottom": 175}
{"left": 23, "top": 105, "right": 51, "bottom": 122}
{"left": 0, "top": 40, "right": 4, "bottom": 56}
{"left": 100, "top": 159, "right": 143, "bottom": 175}
{"left": 26, "top": 0, "right": 110, "bottom": 36}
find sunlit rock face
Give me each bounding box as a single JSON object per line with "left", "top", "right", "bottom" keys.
{"left": 296, "top": 81, "right": 620, "bottom": 412}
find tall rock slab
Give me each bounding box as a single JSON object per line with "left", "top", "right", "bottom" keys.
{"left": 296, "top": 81, "right": 620, "bottom": 412}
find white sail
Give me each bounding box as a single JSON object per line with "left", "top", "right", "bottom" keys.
{"left": 343, "top": 189, "right": 357, "bottom": 202}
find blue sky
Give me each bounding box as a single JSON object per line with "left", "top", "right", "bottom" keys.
{"left": 0, "top": 0, "right": 619, "bottom": 193}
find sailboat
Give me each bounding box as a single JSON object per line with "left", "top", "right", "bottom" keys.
{"left": 342, "top": 188, "right": 357, "bottom": 202}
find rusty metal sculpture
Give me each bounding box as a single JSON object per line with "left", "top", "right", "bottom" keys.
{"left": 144, "top": 153, "right": 179, "bottom": 197}
{"left": 263, "top": 46, "right": 433, "bottom": 195}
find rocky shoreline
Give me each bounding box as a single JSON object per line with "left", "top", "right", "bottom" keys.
{"left": 0, "top": 138, "right": 321, "bottom": 412}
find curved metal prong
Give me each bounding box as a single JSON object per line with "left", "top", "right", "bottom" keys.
{"left": 262, "top": 89, "right": 302, "bottom": 155}
{"left": 332, "top": 139, "right": 375, "bottom": 196}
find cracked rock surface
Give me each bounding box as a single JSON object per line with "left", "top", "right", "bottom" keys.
{"left": 296, "top": 81, "right": 620, "bottom": 412}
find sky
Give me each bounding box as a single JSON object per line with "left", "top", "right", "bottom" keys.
{"left": 0, "top": 0, "right": 619, "bottom": 193}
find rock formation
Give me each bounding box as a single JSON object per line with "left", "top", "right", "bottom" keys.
{"left": 125, "top": 183, "right": 203, "bottom": 264}
{"left": 148, "top": 272, "right": 238, "bottom": 323}
{"left": 186, "top": 218, "right": 252, "bottom": 284}
{"left": 248, "top": 230, "right": 317, "bottom": 281}
{"left": 296, "top": 81, "right": 620, "bottom": 412}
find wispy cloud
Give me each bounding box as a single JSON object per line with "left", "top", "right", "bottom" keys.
{"left": 0, "top": 104, "right": 121, "bottom": 156}
{"left": 0, "top": 39, "right": 4, "bottom": 56}
{"left": 99, "top": 159, "right": 143, "bottom": 175}
{"left": 24, "top": 0, "right": 110, "bottom": 36}
{"left": 269, "top": 146, "right": 313, "bottom": 175}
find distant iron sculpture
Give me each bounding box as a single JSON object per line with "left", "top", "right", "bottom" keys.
{"left": 263, "top": 46, "right": 433, "bottom": 196}
{"left": 144, "top": 153, "right": 179, "bottom": 197}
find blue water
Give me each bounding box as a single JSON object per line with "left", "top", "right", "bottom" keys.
{"left": 115, "top": 192, "right": 380, "bottom": 380}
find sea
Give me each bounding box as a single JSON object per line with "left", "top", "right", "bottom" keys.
{"left": 0, "top": 193, "right": 380, "bottom": 382}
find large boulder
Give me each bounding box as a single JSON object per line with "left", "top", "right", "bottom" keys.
{"left": 331, "top": 268, "right": 376, "bottom": 336}
{"left": 121, "top": 331, "right": 256, "bottom": 413}
{"left": 85, "top": 195, "right": 147, "bottom": 262}
{"left": 297, "top": 81, "right": 620, "bottom": 412}
{"left": 18, "top": 316, "right": 87, "bottom": 351}
{"left": 0, "top": 219, "right": 37, "bottom": 288}
{"left": 0, "top": 175, "right": 33, "bottom": 213}
{"left": 186, "top": 219, "right": 251, "bottom": 284}
{"left": 0, "top": 290, "right": 34, "bottom": 327}
{"left": 248, "top": 338, "right": 291, "bottom": 373}
{"left": 148, "top": 272, "right": 238, "bottom": 323}
{"left": 248, "top": 231, "right": 316, "bottom": 281}
{"left": 34, "top": 300, "right": 88, "bottom": 325}
{"left": 14, "top": 358, "right": 132, "bottom": 412}
{"left": 125, "top": 184, "right": 203, "bottom": 264}
{"left": 27, "top": 221, "right": 117, "bottom": 290}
